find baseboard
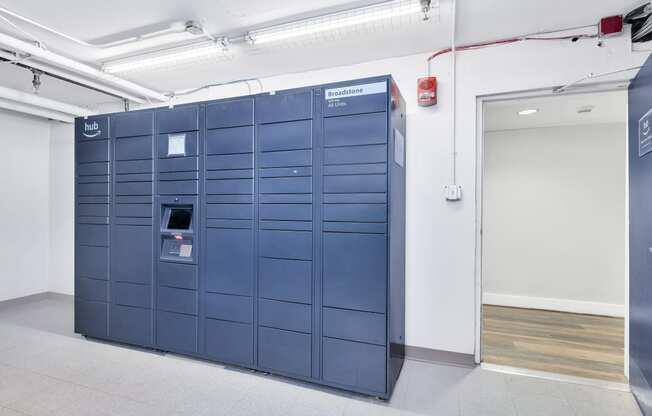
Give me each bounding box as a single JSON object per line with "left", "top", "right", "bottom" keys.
{"left": 483, "top": 292, "right": 624, "bottom": 317}
{"left": 0, "top": 291, "right": 73, "bottom": 308}
{"left": 404, "top": 345, "right": 476, "bottom": 368}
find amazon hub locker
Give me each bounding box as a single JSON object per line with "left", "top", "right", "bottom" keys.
{"left": 74, "top": 75, "right": 406, "bottom": 398}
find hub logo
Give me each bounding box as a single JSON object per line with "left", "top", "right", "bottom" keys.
{"left": 82, "top": 121, "right": 102, "bottom": 138}
{"left": 324, "top": 82, "right": 386, "bottom": 101}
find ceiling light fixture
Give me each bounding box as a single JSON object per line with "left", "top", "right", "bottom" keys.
{"left": 518, "top": 109, "right": 538, "bottom": 116}
{"left": 246, "top": 0, "right": 432, "bottom": 46}
{"left": 103, "top": 39, "right": 229, "bottom": 74}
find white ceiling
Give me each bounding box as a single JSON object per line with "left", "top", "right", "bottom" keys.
{"left": 484, "top": 90, "right": 628, "bottom": 132}
{"left": 0, "top": 0, "right": 640, "bottom": 107}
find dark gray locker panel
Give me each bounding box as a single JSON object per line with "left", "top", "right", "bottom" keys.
{"left": 205, "top": 178, "right": 252, "bottom": 195}
{"left": 158, "top": 262, "right": 197, "bottom": 290}
{"left": 77, "top": 162, "right": 110, "bottom": 176}
{"left": 76, "top": 245, "right": 108, "bottom": 278}
{"left": 116, "top": 159, "right": 153, "bottom": 174}
{"left": 77, "top": 182, "right": 110, "bottom": 196}
{"left": 206, "top": 126, "right": 253, "bottom": 155}
{"left": 77, "top": 203, "right": 109, "bottom": 217}
{"left": 116, "top": 182, "right": 152, "bottom": 196}
{"left": 77, "top": 277, "right": 108, "bottom": 302}
{"left": 259, "top": 177, "right": 311, "bottom": 194}
{"left": 258, "top": 327, "right": 311, "bottom": 377}
{"left": 259, "top": 150, "right": 312, "bottom": 168}
{"left": 324, "top": 144, "right": 386, "bottom": 165}
{"left": 159, "top": 157, "right": 197, "bottom": 172}
{"left": 259, "top": 120, "right": 312, "bottom": 152}
{"left": 259, "top": 166, "right": 312, "bottom": 178}
{"left": 323, "top": 233, "right": 387, "bottom": 313}
{"left": 258, "top": 258, "right": 311, "bottom": 304}
{"left": 112, "top": 226, "right": 153, "bottom": 285}
{"left": 323, "top": 308, "right": 386, "bottom": 346}
{"left": 206, "top": 204, "right": 253, "bottom": 220}
{"left": 157, "top": 106, "right": 199, "bottom": 134}
{"left": 323, "top": 174, "right": 386, "bottom": 194}
{"left": 77, "top": 140, "right": 109, "bottom": 163}
{"left": 259, "top": 204, "right": 311, "bottom": 221}
{"left": 206, "top": 153, "right": 253, "bottom": 170}
{"left": 112, "top": 111, "right": 153, "bottom": 138}
{"left": 157, "top": 286, "right": 197, "bottom": 315}
{"left": 114, "top": 282, "right": 151, "bottom": 309}
{"left": 115, "top": 136, "right": 152, "bottom": 160}
{"left": 256, "top": 91, "right": 312, "bottom": 124}
{"left": 324, "top": 112, "right": 387, "bottom": 147}
{"left": 258, "top": 299, "right": 311, "bottom": 333}
{"left": 75, "top": 300, "right": 108, "bottom": 338}
{"left": 204, "top": 293, "right": 252, "bottom": 323}
{"left": 158, "top": 180, "right": 198, "bottom": 195}
{"left": 76, "top": 224, "right": 108, "bottom": 247}
{"left": 115, "top": 203, "right": 152, "bottom": 218}
{"left": 205, "top": 319, "right": 253, "bottom": 365}
{"left": 207, "top": 170, "right": 253, "bottom": 180}
{"left": 206, "top": 98, "right": 253, "bottom": 129}
{"left": 159, "top": 171, "right": 198, "bottom": 181}
{"left": 205, "top": 228, "right": 253, "bottom": 295}
{"left": 322, "top": 337, "right": 386, "bottom": 393}
{"left": 259, "top": 230, "right": 312, "bottom": 260}
{"left": 323, "top": 204, "right": 386, "bottom": 222}
{"left": 157, "top": 311, "right": 198, "bottom": 353}
{"left": 323, "top": 162, "right": 386, "bottom": 175}
{"left": 110, "top": 304, "right": 152, "bottom": 346}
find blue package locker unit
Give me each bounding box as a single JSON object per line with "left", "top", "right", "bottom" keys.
{"left": 74, "top": 75, "right": 406, "bottom": 398}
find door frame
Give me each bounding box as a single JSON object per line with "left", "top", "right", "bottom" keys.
{"left": 473, "top": 83, "right": 631, "bottom": 380}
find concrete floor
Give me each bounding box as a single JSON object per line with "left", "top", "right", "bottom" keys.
{"left": 0, "top": 295, "right": 642, "bottom": 416}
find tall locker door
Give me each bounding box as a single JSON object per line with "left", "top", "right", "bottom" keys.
{"left": 75, "top": 116, "right": 111, "bottom": 338}
{"left": 203, "top": 98, "right": 255, "bottom": 366}
{"left": 320, "top": 80, "right": 390, "bottom": 395}
{"left": 256, "top": 91, "right": 314, "bottom": 379}
{"left": 155, "top": 105, "right": 200, "bottom": 355}
{"left": 109, "top": 111, "right": 155, "bottom": 347}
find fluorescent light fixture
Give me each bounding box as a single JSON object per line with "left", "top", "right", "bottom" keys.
{"left": 247, "top": 0, "right": 429, "bottom": 45}
{"left": 103, "top": 40, "right": 229, "bottom": 74}
{"left": 518, "top": 109, "right": 538, "bottom": 116}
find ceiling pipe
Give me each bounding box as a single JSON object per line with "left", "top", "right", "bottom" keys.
{"left": 0, "top": 50, "right": 146, "bottom": 103}
{"left": 0, "top": 84, "right": 93, "bottom": 116}
{"left": 0, "top": 32, "right": 168, "bottom": 102}
{"left": 0, "top": 97, "right": 74, "bottom": 122}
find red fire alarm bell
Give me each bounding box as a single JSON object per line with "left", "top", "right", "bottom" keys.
{"left": 418, "top": 76, "right": 437, "bottom": 107}
{"left": 599, "top": 15, "right": 624, "bottom": 37}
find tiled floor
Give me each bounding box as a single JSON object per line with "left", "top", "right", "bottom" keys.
{"left": 0, "top": 295, "right": 642, "bottom": 416}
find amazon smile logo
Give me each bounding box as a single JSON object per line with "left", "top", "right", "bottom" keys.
{"left": 82, "top": 121, "right": 101, "bottom": 138}
{"left": 643, "top": 119, "right": 650, "bottom": 137}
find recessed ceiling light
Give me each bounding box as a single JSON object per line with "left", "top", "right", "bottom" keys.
{"left": 518, "top": 109, "right": 538, "bottom": 116}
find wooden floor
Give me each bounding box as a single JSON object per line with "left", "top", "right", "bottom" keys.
{"left": 482, "top": 305, "right": 626, "bottom": 382}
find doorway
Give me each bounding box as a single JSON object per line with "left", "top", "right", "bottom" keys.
{"left": 477, "top": 89, "right": 629, "bottom": 383}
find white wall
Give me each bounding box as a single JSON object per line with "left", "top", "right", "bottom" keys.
{"left": 0, "top": 110, "right": 51, "bottom": 302}
{"left": 49, "top": 27, "right": 649, "bottom": 354}
{"left": 483, "top": 123, "right": 626, "bottom": 317}
{"left": 48, "top": 123, "right": 75, "bottom": 296}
